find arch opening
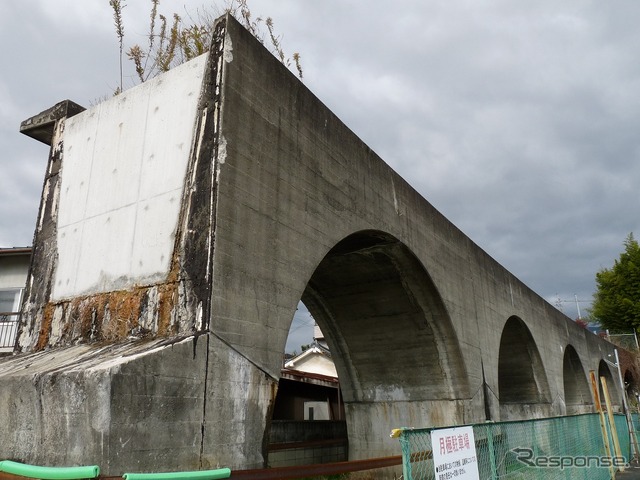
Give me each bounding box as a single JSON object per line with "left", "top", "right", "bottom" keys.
{"left": 624, "top": 369, "right": 638, "bottom": 404}
{"left": 268, "top": 302, "right": 346, "bottom": 467}
{"left": 302, "top": 230, "right": 469, "bottom": 404}
{"left": 562, "top": 345, "right": 592, "bottom": 414}
{"left": 270, "top": 230, "right": 471, "bottom": 463}
{"left": 598, "top": 360, "right": 621, "bottom": 409}
{"left": 498, "top": 316, "right": 551, "bottom": 420}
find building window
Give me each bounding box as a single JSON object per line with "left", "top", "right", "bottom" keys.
{"left": 0, "top": 288, "right": 23, "bottom": 314}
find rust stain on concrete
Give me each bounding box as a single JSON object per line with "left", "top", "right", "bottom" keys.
{"left": 32, "top": 281, "right": 183, "bottom": 351}
{"left": 35, "top": 303, "right": 55, "bottom": 350}
{"left": 103, "top": 289, "right": 142, "bottom": 341}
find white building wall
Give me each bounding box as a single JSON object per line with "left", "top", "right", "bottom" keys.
{"left": 52, "top": 54, "right": 208, "bottom": 300}
{"left": 298, "top": 355, "right": 337, "bottom": 377}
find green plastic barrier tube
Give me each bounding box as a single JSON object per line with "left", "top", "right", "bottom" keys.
{"left": 122, "top": 468, "right": 231, "bottom": 480}
{"left": 0, "top": 460, "right": 100, "bottom": 479}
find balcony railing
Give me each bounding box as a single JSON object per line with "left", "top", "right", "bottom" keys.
{"left": 0, "top": 312, "right": 19, "bottom": 350}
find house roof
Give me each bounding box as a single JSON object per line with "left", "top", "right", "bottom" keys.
{"left": 280, "top": 368, "right": 339, "bottom": 387}
{"left": 284, "top": 343, "right": 331, "bottom": 368}
{"left": 283, "top": 342, "right": 337, "bottom": 379}
{"left": 0, "top": 247, "right": 32, "bottom": 257}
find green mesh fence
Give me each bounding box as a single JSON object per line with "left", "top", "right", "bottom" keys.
{"left": 628, "top": 412, "right": 640, "bottom": 459}
{"left": 631, "top": 413, "right": 640, "bottom": 441}
{"left": 396, "top": 413, "right": 631, "bottom": 480}
{"left": 614, "top": 413, "right": 631, "bottom": 461}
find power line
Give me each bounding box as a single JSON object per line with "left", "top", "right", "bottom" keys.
{"left": 554, "top": 294, "right": 590, "bottom": 319}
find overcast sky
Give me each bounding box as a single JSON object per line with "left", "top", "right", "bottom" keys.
{"left": 2, "top": 1, "right": 639, "bottom": 352}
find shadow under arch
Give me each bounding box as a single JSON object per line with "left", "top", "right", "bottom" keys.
{"left": 562, "top": 344, "right": 592, "bottom": 414}
{"left": 624, "top": 369, "right": 638, "bottom": 401}
{"left": 598, "top": 359, "right": 622, "bottom": 408}
{"left": 498, "top": 316, "right": 551, "bottom": 420}
{"left": 299, "top": 230, "right": 470, "bottom": 457}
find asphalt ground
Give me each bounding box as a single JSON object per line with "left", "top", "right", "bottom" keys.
{"left": 617, "top": 460, "right": 640, "bottom": 479}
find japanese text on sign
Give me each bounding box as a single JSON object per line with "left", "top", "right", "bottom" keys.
{"left": 431, "top": 426, "right": 479, "bottom": 480}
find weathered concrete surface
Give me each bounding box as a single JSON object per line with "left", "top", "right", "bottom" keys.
{"left": 0, "top": 338, "right": 207, "bottom": 471}
{"left": 0, "top": 13, "right": 625, "bottom": 475}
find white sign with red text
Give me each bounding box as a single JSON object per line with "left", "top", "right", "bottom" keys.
{"left": 431, "top": 426, "right": 480, "bottom": 480}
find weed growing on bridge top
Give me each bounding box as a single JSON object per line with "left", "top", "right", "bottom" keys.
{"left": 108, "top": 0, "right": 302, "bottom": 95}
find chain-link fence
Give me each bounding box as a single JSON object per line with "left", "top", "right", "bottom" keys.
{"left": 631, "top": 413, "right": 640, "bottom": 454}
{"left": 605, "top": 332, "right": 639, "bottom": 351}
{"left": 396, "top": 413, "right": 631, "bottom": 480}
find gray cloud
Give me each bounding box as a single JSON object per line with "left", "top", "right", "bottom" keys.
{"left": 3, "top": 0, "right": 639, "bottom": 343}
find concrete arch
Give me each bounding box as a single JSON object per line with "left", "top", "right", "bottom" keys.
{"left": 300, "top": 230, "right": 470, "bottom": 457}
{"left": 498, "top": 316, "right": 551, "bottom": 419}
{"left": 562, "top": 344, "right": 592, "bottom": 414}
{"left": 598, "top": 359, "right": 621, "bottom": 408}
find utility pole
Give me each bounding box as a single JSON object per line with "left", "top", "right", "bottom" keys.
{"left": 554, "top": 294, "right": 589, "bottom": 320}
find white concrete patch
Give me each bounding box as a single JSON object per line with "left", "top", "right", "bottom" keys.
{"left": 224, "top": 32, "right": 233, "bottom": 63}
{"left": 83, "top": 336, "right": 195, "bottom": 372}
{"left": 372, "top": 384, "right": 408, "bottom": 402}
{"left": 49, "top": 304, "right": 65, "bottom": 345}
{"left": 52, "top": 54, "right": 209, "bottom": 300}
{"left": 216, "top": 135, "right": 228, "bottom": 181}
{"left": 89, "top": 374, "right": 111, "bottom": 433}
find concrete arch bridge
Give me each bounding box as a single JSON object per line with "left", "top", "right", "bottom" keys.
{"left": 0, "top": 14, "right": 629, "bottom": 475}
